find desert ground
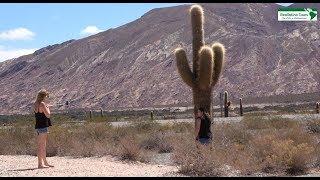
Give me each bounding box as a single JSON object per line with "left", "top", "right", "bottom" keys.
{"left": 1, "top": 103, "right": 320, "bottom": 177}
{"left": 0, "top": 155, "right": 182, "bottom": 177}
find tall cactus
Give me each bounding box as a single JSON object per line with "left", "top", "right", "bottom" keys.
{"left": 316, "top": 102, "right": 319, "bottom": 114}
{"left": 150, "top": 111, "right": 154, "bottom": 120}
{"left": 224, "top": 91, "right": 229, "bottom": 117}
{"left": 220, "top": 92, "right": 223, "bottom": 117}
{"left": 239, "top": 98, "right": 243, "bottom": 116}
{"left": 100, "top": 108, "right": 104, "bottom": 117}
{"left": 89, "top": 110, "right": 92, "bottom": 119}
{"left": 175, "top": 4, "right": 225, "bottom": 117}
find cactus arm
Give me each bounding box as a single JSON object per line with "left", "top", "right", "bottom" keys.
{"left": 211, "top": 42, "right": 225, "bottom": 87}
{"left": 175, "top": 48, "right": 195, "bottom": 87}
{"left": 190, "top": 5, "right": 204, "bottom": 78}
{"left": 198, "top": 46, "right": 214, "bottom": 89}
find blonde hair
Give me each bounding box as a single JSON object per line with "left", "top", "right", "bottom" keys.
{"left": 36, "top": 89, "right": 49, "bottom": 104}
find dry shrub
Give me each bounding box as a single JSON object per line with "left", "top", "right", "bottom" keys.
{"left": 173, "top": 119, "right": 318, "bottom": 176}
{"left": 111, "top": 126, "right": 129, "bottom": 143}
{"left": 2, "top": 114, "right": 319, "bottom": 176}
{"left": 67, "top": 137, "right": 108, "bottom": 157}
{"left": 171, "top": 122, "right": 193, "bottom": 133}
{"left": 117, "top": 134, "right": 144, "bottom": 162}
{"left": 283, "top": 124, "right": 316, "bottom": 146}
{"left": 242, "top": 116, "right": 298, "bottom": 130}
{"left": 242, "top": 116, "right": 269, "bottom": 130}
{"left": 158, "top": 133, "right": 174, "bottom": 153}
{"left": 130, "top": 121, "right": 160, "bottom": 134}
{"left": 306, "top": 119, "right": 320, "bottom": 134}
{"left": 213, "top": 122, "right": 251, "bottom": 146}
{"left": 172, "top": 134, "right": 225, "bottom": 176}
{"left": 267, "top": 117, "right": 298, "bottom": 129}
{"left": 315, "top": 143, "right": 320, "bottom": 167}
{"left": 139, "top": 131, "right": 174, "bottom": 153}
{"left": 265, "top": 140, "right": 315, "bottom": 175}
{"left": 45, "top": 123, "right": 114, "bottom": 157}
{"left": 81, "top": 122, "right": 113, "bottom": 141}
{"left": 223, "top": 143, "right": 260, "bottom": 175}
{"left": 140, "top": 133, "right": 162, "bottom": 151}
{"left": 46, "top": 125, "right": 72, "bottom": 157}
{"left": 248, "top": 130, "right": 316, "bottom": 175}
{"left": 0, "top": 126, "right": 35, "bottom": 155}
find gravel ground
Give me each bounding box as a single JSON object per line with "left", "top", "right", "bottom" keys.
{"left": 1, "top": 155, "right": 319, "bottom": 177}
{"left": 0, "top": 155, "right": 181, "bottom": 177}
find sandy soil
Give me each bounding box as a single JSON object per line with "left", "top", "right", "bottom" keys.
{"left": 1, "top": 155, "right": 319, "bottom": 177}
{"left": 0, "top": 155, "right": 181, "bottom": 177}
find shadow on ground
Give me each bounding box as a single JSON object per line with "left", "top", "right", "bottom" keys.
{"left": 8, "top": 167, "right": 50, "bottom": 171}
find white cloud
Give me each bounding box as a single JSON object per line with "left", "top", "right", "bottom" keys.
{"left": 0, "top": 28, "right": 35, "bottom": 40}
{"left": 277, "top": 3, "right": 294, "bottom": 7}
{"left": 0, "top": 46, "right": 37, "bottom": 62}
{"left": 80, "top": 26, "right": 103, "bottom": 36}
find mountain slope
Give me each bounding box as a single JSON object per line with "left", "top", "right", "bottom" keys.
{"left": 0, "top": 3, "right": 319, "bottom": 114}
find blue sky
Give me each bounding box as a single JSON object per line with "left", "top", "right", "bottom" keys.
{"left": 0, "top": 3, "right": 188, "bottom": 62}
{"left": 0, "top": 3, "right": 292, "bottom": 62}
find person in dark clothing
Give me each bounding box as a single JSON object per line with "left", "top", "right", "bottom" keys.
{"left": 33, "top": 89, "right": 54, "bottom": 168}
{"left": 195, "top": 107, "right": 212, "bottom": 145}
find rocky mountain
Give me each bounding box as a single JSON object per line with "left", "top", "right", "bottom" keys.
{"left": 0, "top": 3, "right": 319, "bottom": 115}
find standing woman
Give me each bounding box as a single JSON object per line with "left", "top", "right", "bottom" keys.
{"left": 195, "top": 107, "right": 212, "bottom": 145}
{"left": 34, "top": 89, "right": 54, "bottom": 168}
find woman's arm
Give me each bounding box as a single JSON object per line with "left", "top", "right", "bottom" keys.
{"left": 40, "top": 102, "right": 51, "bottom": 118}
{"left": 195, "top": 118, "right": 201, "bottom": 140}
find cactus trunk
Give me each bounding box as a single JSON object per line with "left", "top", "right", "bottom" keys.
{"left": 193, "top": 88, "right": 212, "bottom": 116}
{"left": 174, "top": 4, "right": 225, "bottom": 122}
{"left": 224, "top": 91, "right": 229, "bottom": 117}
{"left": 89, "top": 110, "right": 92, "bottom": 119}
{"left": 317, "top": 102, "right": 319, "bottom": 114}
{"left": 239, "top": 98, "right": 243, "bottom": 116}
{"left": 100, "top": 109, "right": 103, "bottom": 117}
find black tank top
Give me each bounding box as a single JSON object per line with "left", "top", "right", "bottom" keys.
{"left": 34, "top": 104, "right": 52, "bottom": 129}
{"left": 198, "top": 115, "right": 212, "bottom": 139}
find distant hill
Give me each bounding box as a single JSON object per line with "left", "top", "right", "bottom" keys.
{"left": 0, "top": 3, "right": 319, "bottom": 115}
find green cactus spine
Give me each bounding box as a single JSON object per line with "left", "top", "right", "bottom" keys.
{"left": 175, "top": 4, "right": 225, "bottom": 117}
{"left": 239, "top": 98, "right": 243, "bottom": 116}
{"left": 224, "top": 91, "right": 229, "bottom": 117}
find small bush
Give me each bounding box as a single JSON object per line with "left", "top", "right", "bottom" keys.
{"left": 242, "top": 116, "right": 298, "bottom": 130}
{"left": 247, "top": 130, "right": 316, "bottom": 175}
{"left": 213, "top": 122, "right": 251, "bottom": 146}
{"left": 117, "top": 134, "right": 144, "bottom": 162}
{"left": 306, "top": 119, "right": 320, "bottom": 134}
{"left": 172, "top": 122, "right": 193, "bottom": 133}
{"left": 130, "top": 120, "right": 160, "bottom": 134}
{"left": 265, "top": 140, "right": 315, "bottom": 175}
{"left": 139, "top": 131, "right": 174, "bottom": 153}
{"left": 172, "top": 134, "right": 225, "bottom": 176}
{"left": 267, "top": 116, "right": 298, "bottom": 129}
{"left": 173, "top": 118, "right": 318, "bottom": 176}
{"left": 0, "top": 126, "right": 35, "bottom": 155}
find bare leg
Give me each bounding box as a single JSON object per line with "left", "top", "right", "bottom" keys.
{"left": 43, "top": 133, "right": 54, "bottom": 167}
{"left": 37, "top": 133, "right": 45, "bottom": 168}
